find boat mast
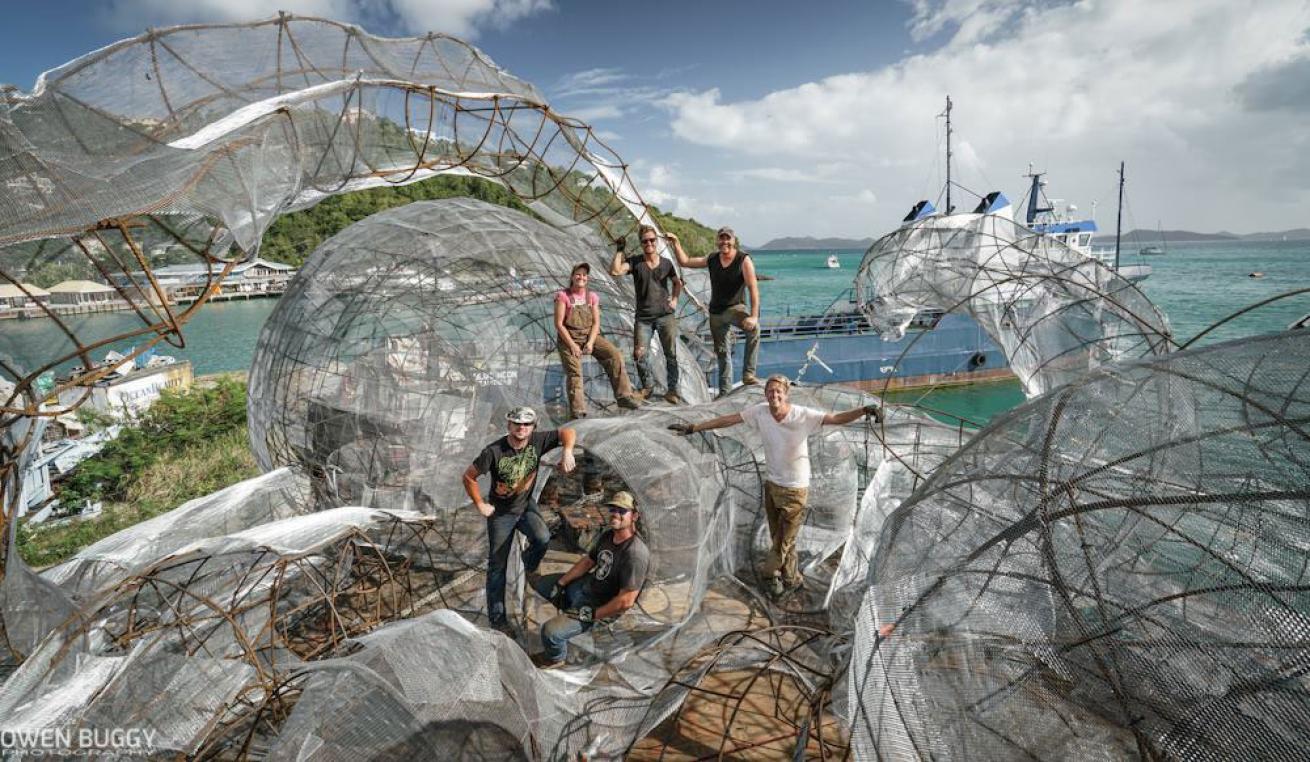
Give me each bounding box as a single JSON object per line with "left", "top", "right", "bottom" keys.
{"left": 942, "top": 95, "right": 953, "bottom": 214}
{"left": 1114, "top": 161, "right": 1125, "bottom": 272}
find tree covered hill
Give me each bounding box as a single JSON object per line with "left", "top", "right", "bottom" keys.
{"left": 9, "top": 174, "right": 716, "bottom": 285}
{"left": 261, "top": 174, "right": 718, "bottom": 267}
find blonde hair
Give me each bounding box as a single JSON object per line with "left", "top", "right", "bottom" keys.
{"left": 764, "top": 374, "right": 791, "bottom": 393}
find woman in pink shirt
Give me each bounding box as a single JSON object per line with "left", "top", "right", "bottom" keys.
{"left": 554, "top": 262, "right": 642, "bottom": 418}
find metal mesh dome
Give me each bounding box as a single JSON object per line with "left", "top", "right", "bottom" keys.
{"left": 848, "top": 329, "right": 1310, "bottom": 760}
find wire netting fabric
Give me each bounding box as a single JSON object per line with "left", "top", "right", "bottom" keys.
{"left": 246, "top": 198, "right": 711, "bottom": 563}
{"left": 849, "top": 329, "right": 1310, "bottom": 760}
{"left": 0, "top": 14, "right": 699, "bottom": 421}
{"left": 854, "top": 213, "right": 1173, "bottom": 397}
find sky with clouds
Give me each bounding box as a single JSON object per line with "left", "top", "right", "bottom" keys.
{"left": 2, "top": 0, "right": 1307, "bottom": 245}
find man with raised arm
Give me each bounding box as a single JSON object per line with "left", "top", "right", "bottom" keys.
{"left": 609, "top": 225, "right": 685, "bottom": 404}
{"left": 530, "top": 491, "right": 650, "bottom": 669}
{"left": 668, "top": 227, "right": 761, "bottom": 396}
{"left": 463, "top": 406, "right": 577, "bottom": 632}
{"left": 668, "top": 376, "right": 881, "bottom": 599}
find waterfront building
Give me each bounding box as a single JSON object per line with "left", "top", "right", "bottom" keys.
{"left": 111, "top": 257, "right": 297, "bottom": 304}
{"left": 0, "top": 283, "right": 50, "bottom": 317}
{"left": 46, "top": 280, "right": 125, "bottom": 311}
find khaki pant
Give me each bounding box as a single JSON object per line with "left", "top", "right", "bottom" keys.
{"left": 557, "top": 334, "right": 633, "bottom": 416}
{"left": 760, "top": 481, "right": 807, "bottom": 586}
{"left": 559, "top": 294, "right": 634, "bottom": 416}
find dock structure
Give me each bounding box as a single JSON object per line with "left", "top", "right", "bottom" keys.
{"left": 0, "top": 260, "right": 298, "bottom": 319}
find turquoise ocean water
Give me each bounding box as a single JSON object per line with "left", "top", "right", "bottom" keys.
{"left": 3, "top": 239, "right": 1306, "bottom": 423}
{"left": 752, "top": 239, "right": 1310, "bottom": 422}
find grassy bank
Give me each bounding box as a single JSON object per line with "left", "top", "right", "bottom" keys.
{"left": 18, "top": 379, "right": 260, "bottom": 567}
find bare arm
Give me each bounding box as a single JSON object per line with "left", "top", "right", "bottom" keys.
{"left": 594, "top": 588, "right": 640, "bottom": 620}
{"left": 557, "top": 427, "right": 577, "bottom": 473}
{"left": 585, "top": 302, "right": 601, "bottom": 349}
{"left": 463, "top": 464, "right": 493, "bottom": 517}
{"left": 686, "top": 411, "right": 744, "bottom": 433}
{"left": 609, "top": 247, "right": 630, "bottom": 277}
{"left": 822, "top": 404, "right": 882, "bottom": 426}
{"left": 667, "top": 232, "right": 706, "bottom": 269}
{"left": 555, "top": 299, "right": 580, "bottom": 356}
{"left": 742, "top": 256, "right": 761, "bottom": 325}
{"left": 557, "top": 555, "right": 595, "bottom": 587}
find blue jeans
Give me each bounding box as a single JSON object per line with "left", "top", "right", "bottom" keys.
{"left": 485, "top": 502, "right": 551, "bottom": 625}
{"left": 633, "top": 313, "right": 680, "bottom": 394}
{"left": 709, "top": 304, "right": 760, "bottom": 394}
{"left": 534, "top": 572, "right": 595, "bottom": 661}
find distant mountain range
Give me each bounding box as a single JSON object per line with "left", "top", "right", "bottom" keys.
{"left": 1122, "top": 228, "right": 1310, "bottom": 242}
{"left": 753, "top": 236, "right": 875, "bottom": 250}
{"left": 754, "top": 228, "right": 1310, "bottom": 250}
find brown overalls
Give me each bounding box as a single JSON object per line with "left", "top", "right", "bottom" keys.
{"left": 557, "top": 292, "right": 633, "bottom": 417}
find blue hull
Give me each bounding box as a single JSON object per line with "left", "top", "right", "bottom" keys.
{"left": 714, "top": 312, "right": 1011, "bottom": 390}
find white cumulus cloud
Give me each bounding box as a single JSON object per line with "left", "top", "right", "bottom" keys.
{"left": 658, "top": 0, "right": 1310, "bottom": 237}
{"left": 104, "top": 0, "right": 553, "bottom": 38}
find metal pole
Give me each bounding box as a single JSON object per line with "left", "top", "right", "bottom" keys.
{"left": 944, "top": 96, "right": 953, "bottom": 214}
{"left": 1114, "top": 161, "right": 1124, "bottom": 272}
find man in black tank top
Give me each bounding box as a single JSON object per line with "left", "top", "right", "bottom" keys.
{"left": 671, "top": 226, "right": 761, "bottom": 396}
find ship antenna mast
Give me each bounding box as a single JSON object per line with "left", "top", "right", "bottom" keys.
{"left": 1114, "top": 161, "right": 1125, "bottom": 272}
{"left": 941, "top": 95, "right": 953, "bottom": 214}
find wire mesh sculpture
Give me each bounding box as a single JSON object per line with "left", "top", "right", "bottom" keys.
{"left": 0, "top": 14, "right": 697, "bottom": 657}
{"left": 848, "top": 328, "right": 1310, "bottom": 760}
{"left": 246, "top": 197, "right": 710, "bottom": 511}
{"left": 854, "top": 212, "right": 1173, "bottom": 398}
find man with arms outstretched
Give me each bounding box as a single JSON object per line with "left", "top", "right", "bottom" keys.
{"left": 669, "top": 376, "right": 880, "bottom": 598}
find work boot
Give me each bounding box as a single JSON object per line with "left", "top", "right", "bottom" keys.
{"left": 663, "top": 391, "right": 685, "bottom": 405}
{"left": 742, "top": 374, "right": 761, "bottom": 386}
{"left": 634, "top": 387, "right": 654, "bottom": 401}
{"left": 616, "top": 395, "right": 642, "bottom": 410}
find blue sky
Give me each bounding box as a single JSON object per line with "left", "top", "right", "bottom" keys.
{"left": 3, "top": 1, "right": 1308, "bottom": 244}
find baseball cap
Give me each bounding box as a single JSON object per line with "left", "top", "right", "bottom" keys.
{"left": 506, "top": 406, "right": 538, "bottom": 425}
{"left": 605, "top": 491, "right": 636, "bottom": 512}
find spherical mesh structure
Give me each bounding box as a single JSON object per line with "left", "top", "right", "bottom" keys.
{"left": 248, "top": 198, "right": 709, "bottom": 517}
{"left": 855, "top": 213, "right": 1173, "bottom": 397}
{"left": 849, "top": 329, "right": 1310, "bottom": 760}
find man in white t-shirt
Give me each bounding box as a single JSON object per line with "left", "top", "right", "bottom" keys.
{"left": 668, "top": 375, "right": 881, "bottom": 598}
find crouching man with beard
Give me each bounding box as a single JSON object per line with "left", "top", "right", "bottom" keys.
{"left": 530, "top": 491, "right": 650, "bottom": 669}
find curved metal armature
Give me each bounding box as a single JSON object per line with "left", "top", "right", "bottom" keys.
{"left": 0, "top": 14, "right": 685, "bottom": 630}
{"left": 629, "top": 625, "right": 849, "bottom": 760}
{"left": 854, "top": 212, "right": 1173, "bottom": 398}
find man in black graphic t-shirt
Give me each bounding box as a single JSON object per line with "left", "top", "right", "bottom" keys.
{"left": 530, "top": 491, "right": 650, "bottom": 668}
{"left": 610, "top": 224, "right": 684, "bottom": 404}
{"left": 463, "top": 406, "right": 576, "bottom": 629}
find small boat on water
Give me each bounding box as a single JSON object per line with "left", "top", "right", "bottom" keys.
{"left": 826, "top": 254, "right": 841, "bottom": 269}
{"left": 1140, "top": 222, "right": 1167, "bottom": 255}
